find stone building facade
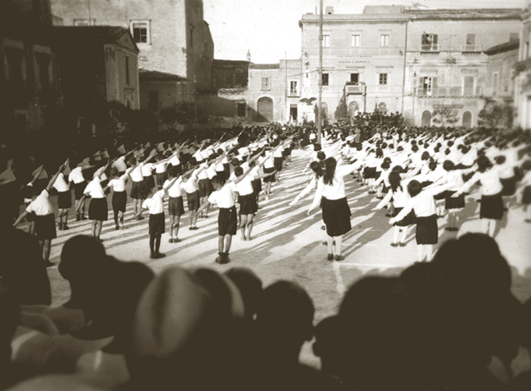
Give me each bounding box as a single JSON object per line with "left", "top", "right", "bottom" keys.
{"left": 49, "top": 0, "right": 214, "bottom": 92}
{"left": 299, "top": 6, "right": 521, "bottom": 127}
{"left": 0, "top": 0, "right": 61, "bottom": 134}
{"left": 484, "top": 40, "right": 519, "bottom": 102}
{"left": 201, "top": 60, "right": 303, "bottom": 123}
{"left": 515, "top": 7, "right": 531, "bottom": 129}
{"left": 53, "top": 26, "right": 140, "bottom": 129}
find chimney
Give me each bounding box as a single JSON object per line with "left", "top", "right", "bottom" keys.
{"left": 246, "top": 49, "right": 251, "bottom": 62}
{"left": 326, "top": 6, "right": 334, "bottom": 14}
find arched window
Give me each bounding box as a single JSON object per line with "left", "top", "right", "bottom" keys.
{"left": 421, "top": 110, "right": 431, "bottom": 127}
{"left": 462, "top": 111, "right": 472, "bottom": 128}
{"left": 257, "top": 97, "right": 273, "bottom": 122}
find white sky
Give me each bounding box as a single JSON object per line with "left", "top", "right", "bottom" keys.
{"left": 204, "top": 0, "right": 527, "bottom": 63}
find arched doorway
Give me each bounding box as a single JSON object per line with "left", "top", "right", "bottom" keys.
{"left": 349, "top": 101, "right": 359, "bottom": 118}
{"left": 421, "top": 110, "right": 431, "bottom": 127}
{"left": 462, "top": 111, "right": 472, "bottom": 128}
{"left": 257, "top": 97, "right": 273, "bottom": 122}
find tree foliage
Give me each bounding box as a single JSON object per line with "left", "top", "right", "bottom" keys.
{"left": 334, "top": 94, "right": 348, "bottom": 121}
{"left": 478, "top": 100, "right": 514, "bottom": 130}
{"left": 432, "top": 107, "right": 459, "bottom": 127}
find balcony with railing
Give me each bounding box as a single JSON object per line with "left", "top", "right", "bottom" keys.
{"left": 414, "top": 86, "right": 483, "bottom": 97}
{"left": 420, "top": 43, "right": 440, "bottom": 54}
{"left": 461, "top": 44, "right": 483, "bottom": 54}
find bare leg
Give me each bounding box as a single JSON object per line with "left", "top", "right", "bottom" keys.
{"left": 246, "top": 214, "right": 254, "bottom": 240}
{"left": 334, "top": 235, "right": 343, "bottom": 256}
{"left": 400, "top": 226, "right": 409, "bottom": 244}
{"left": 488, "top": 218, "right": 497, "bottom": 237}
{"left": 327, "top": 235, "right": 334, "bottom": 255}
{"left": 91, "top": 221, "right": 97, "bottom": 237}
{"left": 392, "top": 226, "right": 399, "bottom": 244}
{"left": 95, "top": 221, "right": 103, "bottom": 239}
{"left": 42, "top": 239, "right": 51, "bottom": 262}
{"left": 224, "top": 234, "right": 232, "bottom": 253}
{"left": 417, "top": 244, "right": 426, "bottom": 262}
{"left": 426, "top": 245, "right": 434, "bottom": 261}
{"left": 481, "top": 219, "right": 489, "bottom": 235}
{"left": 240, "top": 214, "right": 248, "bottom": 240}
{"left": 217, "top": 236, "right": 224, "bottom": 254}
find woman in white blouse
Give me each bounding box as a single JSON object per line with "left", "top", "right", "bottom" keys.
{"left": 452, "top": 155, "right": 504, "bottom": 238}
{"left": 308, "top": 157, "right": 356, "bottom": 261}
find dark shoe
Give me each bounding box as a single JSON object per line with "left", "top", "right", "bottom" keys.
{"left": 150, "top": 252, "right": 156, "bottom": 259}
{"left": 63, "top": 224, "right": 70, "bottom": 230}
{"left": 136, "top": 215, "right": 145, "bottom": 221}
{"left": 81, "top": 214, "right": 87, "bottom": 220}
{"left": 399, "top": 242, "right": 406, "bottom": 247}
{"left": 390, "top": 242, "right": 398, "bottom": 247}
{"left": 58, "top": 222, "right": 63, "bottom": 230}
{"left": 43, "top": 261, "right": 55, "bottom": 268}
{"left": 174, "top": 238, "right": 181, "bottom": 242}
{"left": 452, "top": 227, "right": 459, "bottom": 231}
{"left": 377, "top": 196, "right": 384, "bottom": 200}
{"left": 154, "top": 252, "right": 166, "bottom": 259}
{"left": 169, "top": 238, "right": 175, "bottom": 243}
{"left": 385, "top": 213, "right": 392, "bottom": 217}
{"left": 334, "top": 255, "right": 344, "bottom": 261}
{"left": 327, "top": 253, "right": 334, "bottom": 261}
{"left": 321, "top": 225, "right": 326, "bottom": 230}
{"left": 76, "top": 214, "right": 81, "bottom": 221}
{"left": 115, "top": 225, "right": 120, "bottom": 230}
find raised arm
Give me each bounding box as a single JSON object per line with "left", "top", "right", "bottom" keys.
{"left": 46, "top": 158, "right": 69, "bottom": 193}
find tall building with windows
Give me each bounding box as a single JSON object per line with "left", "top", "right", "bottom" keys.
{"left": 299, "top": 6, "right": 520, "bottom": 127}
{"left": 0, "top": 0, "right": 60, "bottom": 135}
{"left": 49, "top": 0, "right": 214, "bottom": 92}
{"left": 515, "top": 6, "right": 531, "bottom": 129}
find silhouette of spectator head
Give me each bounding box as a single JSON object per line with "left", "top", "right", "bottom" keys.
{"left": 127, "top": 266, "right": 245, "bottom": 390}
{"left": 224, "top": 267, "right": 263, "bottom": 322}
{"left": 338, "top": 276, "right": 417, "bottom": 390}
{"left": 256, "top": 281, "right": 314, "bottom": 365}
{"left": 312, "top": 315, "right": 346, "bottom": 379}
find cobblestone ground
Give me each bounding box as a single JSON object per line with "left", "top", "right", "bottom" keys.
{"left": 37, "top": 148, "right": 531, "bottom": 367}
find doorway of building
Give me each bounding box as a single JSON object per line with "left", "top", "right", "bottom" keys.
{"left": 257, "top": 97, "right": 273, "bottom": 122}
{"left": 462, "top": 111, "right": 472, "bottom": 128}
{"left": 290, "top": 104, "right": 298, "bottom": 123}
{"left": 421, "top": 110, "right": 431, "bottom": 127}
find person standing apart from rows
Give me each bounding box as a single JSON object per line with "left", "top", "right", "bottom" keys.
{"left": 308, "top": 157, "right": 357, "bottom": 261}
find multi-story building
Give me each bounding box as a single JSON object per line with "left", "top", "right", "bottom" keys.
{"left": 484, "top": 40, "right": 519, "bottom": 102}
{"left": 299, "top": 6, "right": 521, "bottom": 127}
{"left": 49, "top": 0, "right": 214, "bottom": 92}
{"left": 52, "top": 26, "right": 139, "bottom": 135}
{"left": 515, "top": 6, "right": 531, "bottom": 129}
{"left": 204, "top": 59, "right": 303, "bottom": 123}
{"left": 0, "top": 0, "right": 61, "bottom": 135}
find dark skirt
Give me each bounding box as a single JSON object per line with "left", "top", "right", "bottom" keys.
{"left": 198, "top": 178, "right": 212, "bottom": 198}
{"left": 263, "top": 167, "right": 276, "bottom": 183}
{"left": 500, "top": 176, "right": 517, "bottom": 196}
{"left": 522, "top": 185, "right": 531, "bottom": 205}
{"left": 112, "top": 190, "right": 127, "bottom": 212}
{"left": 34, "top": 213, "right": 57, "bottom": 241}
{"left": 130, "top": 181, "right": 143, "bottom": 200}
{"left": 144, "top": 175, "right": 155, "bottom": 191}
{"left": 445, "top": 191, "right": 465, "bottom": 210}
{"left": 393, "top": 208, "right": 416, "bottom": 227}
{"left": 321, "top": 197, "right": 352, "bottom": 237}
{"left": 274, "top": 157, "right": 283, "bottom": 171}
{"left": 363, "top": 167, "right": 376, "bottom": 179}
{"left": 239, "top": 194, "right": 257, "bottom": 215}
{"left": 415, "top": 215, "right": 438, "bottom": 245}
{"left": 480, "top": 193, "right": 504, "bottom": 220}
{"left": 218, "top": 207, "right": 237, "bottom": 236}
{"left": 149, "top": 212, "right": 165, "bottom": 235}
{"left": 216, "top": 170, "right": 226, "bottom": 182}
{"left": 74, "top": 181, "right": 86, "bottom": 200}
{"left": 433, "top": 190, "right": 448, "bottom": 201}
{"left": 187, "top": 191, "right": 200, "bottom": 212}
{"left": 89, "top": 198, "right": 108, "bottom": 221}
{"left": 252, "top": 179, "right": 262, "bottom": 195}
{"left": 156, "top": 172, "right": 167, "bottom": 187}
{"left": 168, "top": 196, "right": 185, "bottom": 216}
{"left": 57, "top": 191, "right": 72, "bottom": 209}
